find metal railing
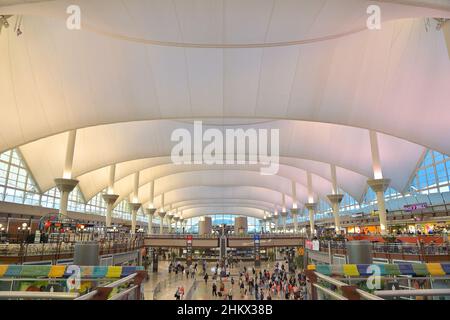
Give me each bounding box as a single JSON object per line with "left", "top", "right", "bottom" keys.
{"left": 0, "top": 291, "right": 79, "bottom": 300}
{"left": 75, "top": 272, "right": 147, "bottom": 301}
{"left": 317, "top": 240, "right": 449, "bottom": 258}
{"left": 0, "top": 237, "right": 144, "bottom": 263}
{"left": 306, "top": 271, "right": 384, "bottom": 300}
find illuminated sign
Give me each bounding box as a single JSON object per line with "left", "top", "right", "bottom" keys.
{"left": 404, "top": 203, "right": 428, "bottom": 212}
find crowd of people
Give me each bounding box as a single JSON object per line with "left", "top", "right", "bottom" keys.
{"left": 203, "top": 260, "right": 307, "bottom": 301}
{"left": 168, "top": 257, "right": 308, "bottom": 301}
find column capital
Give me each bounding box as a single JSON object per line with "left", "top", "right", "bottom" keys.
{"left": 54, "top": 178, "right": 79, "bottom": 193}
{"left": 327, "top": 194, "right": 344, "bottom": 205}
{"left": 367, "top": 178, "right": 391, "bottom": 193}
{"left": 158, "top": 211, "right": 167, "bottom": 218}
{"left": 102, "top": 194, "right": 119, "bottom": 205}
{"left": 145, "top": 208, "right": 157, "bottom": 216}
{"left": 280, "top": 211, "right": 288, "bottom": 218}
{"left": 305, "top": 203, "right": 317, "bottom": 211}
{"left": 129, "top": 202, "right": 141, "bottom": 212}
{"left": 290, "top": 208, "right": 299, "bottom": 215}
{"left": 173, "top": 216, "right": 180, "bottom": 222}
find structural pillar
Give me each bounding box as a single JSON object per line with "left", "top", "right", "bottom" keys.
{"left": 367, "top": 179, "right": 391, "bottom": 235}
{"left": 158, "top": 211, "right": 166, "bottom": 234}
{"left": 291, "top": 180, "right": 299, "bottom": 233}
{"left": 368, "top": 131, "right": 391, "bottom": 235}
{"left": 291, "top": 208, "right": 298, "bottom": 233}
{"left": 181, "top": 218, "right": 186, "bottom": 234}
{"left": 280, "top": 211, "right": 287, "bottom": 233}
{"left": 173, "top": 215, "right": 180, "bottom": 233}
{"left": 54, "top": 178, "right": 79, "bottom": 218}
{"left": 281, "top": 193, "right": 287, "bottom": 233}
{"left": 327, "top": 194, "right": 344, "bottom": 233}
{"left": 145, "top": 208, "right": 157, "bottom": 235}
{"left": 102, "top": 194, "right": 119, "bottom": 227}
{"left": 129, "top": 203, "right": 141, "bottom": 234}
{"left": 167, "top": 213, "right": 173, "bottom": 234}
{"left": 274, "top": 211, "right": 279, "bottom": 233}
{"left": 55, "top": 130, "right": 78, "bottom": 219}
{"left": 266, "top": 215, "right": 272, "bottom": 233}
{"left": 305, "top": 203, "right": 317, "bottom": 238}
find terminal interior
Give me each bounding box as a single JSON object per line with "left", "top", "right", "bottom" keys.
{"left": 0, "top": 0, "right": 449, "bottom": 301}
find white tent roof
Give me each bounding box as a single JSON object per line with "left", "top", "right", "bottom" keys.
{"left": 1, "top": 0, "right": 449, "bottom": 216}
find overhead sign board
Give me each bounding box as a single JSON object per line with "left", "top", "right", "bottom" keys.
{"left": 404, "top": 203, "right": 428, "bottom": 212}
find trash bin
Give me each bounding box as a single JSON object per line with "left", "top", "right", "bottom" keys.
{"left": 346, "top": 240, "right": 373, "bottom": 264}
{"left": 73, "top": 241, "right": 99, "bottom": 266}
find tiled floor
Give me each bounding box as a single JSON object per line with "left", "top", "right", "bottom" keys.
{"left": 144, "top": 260, "right": 288, "bottom": 301}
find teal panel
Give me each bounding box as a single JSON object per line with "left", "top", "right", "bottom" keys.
{"left": 316, "top": 265, "right": 331, "bottom": 276}
{"left": 4, "top": 265, "right": 22, "bottom": 277}
{"left": 92, "top": 266, "right": 108, "bottom": 278}
{"left": 20, "top": 265, "right": 51, "bottom": 277}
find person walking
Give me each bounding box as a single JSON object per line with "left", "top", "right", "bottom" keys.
{"left": 179, "top": 286, "right": 185, "bottom": 300}
{"left": 204, "top": 273, "right": 209, "bottom": 285}
{"left": 227, "top": 287, "right": 233, "bottom": 300}
{"left": 174, "top": 287, "right": 181, "bottom": 300}
{"left": 212, "top": 282, "right": 218, "bottom": 297}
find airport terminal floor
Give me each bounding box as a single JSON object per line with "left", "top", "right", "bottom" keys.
{"left": 0, "top": 0, "right": 450, "bottom": 312}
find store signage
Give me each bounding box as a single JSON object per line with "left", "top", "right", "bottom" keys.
{"left": 254, "top": 234, "right": 261, "bottom": 267}
{"left": 34, "top": 230, "right": 41, "bottom": 244}
{"left": 351, "top": 213, "right": 363, "bottom": 218}
{"left": 404, "top": 203, "right": 428, "bottom": 212}
{"left": 186, "top": 235, "right": 193, "bottom": 266}
{"left": 305, "top": 240, "right": 320, "bottom": 251}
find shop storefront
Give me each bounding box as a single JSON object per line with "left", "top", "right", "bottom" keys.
{"left": 346, "top": 225, "right": 380, "bottom": 234}
{"left": 390, "top": 221, "right": 449, "bottom": 235}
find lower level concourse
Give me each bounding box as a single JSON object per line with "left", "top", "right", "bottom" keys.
{"left": 0, "top": 0, "right": 450, "bottom": 306}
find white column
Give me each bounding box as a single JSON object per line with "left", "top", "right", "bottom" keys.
{"left": 63, "top": 130, "right": 77, "bottom": 180}
{"left": 55, "top": 130, "right": 79, "bottom": 218}
{"left": 368, "top": 131, "right": 390, "bottom": 235}
{"left": 159, "top": 193, "right": 166, "bottom": 234}
{"left": 103, "top": 194, "right": 119, "bottom": 228}
{"left": 146, "top": 180, "right": 156, "bottom": 235}
{"left": 306, "top": 172, "right": 317, "bottom": 238}
{"left": 291, "top": 181, "right": 298, "bottom": 233}
{"left": 327, "top": 164, "right": 344, "bottom": 233}
{"left": 130, "top": 172, "right": 141, "bottom": 234}
{"left": 281, "top": 193, "right": 287, "bottom": 233}
{"left": 167, "top": 204, "right": 173, "bottom": 233}
{"left": 108, "top": 165, "right": 116, "bottom": 194}
{"left": 103, "top": 165, "right": 119, "bottom": 228}
{"left": 273, "top": 205, "right": 279, "bottom": 233}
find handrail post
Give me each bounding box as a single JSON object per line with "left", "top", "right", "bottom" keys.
{"left": 341, "top": 285, "right": 361, "bottom": 300}
{"left": 305, "top": 270, "right": 318, "bottom": 300}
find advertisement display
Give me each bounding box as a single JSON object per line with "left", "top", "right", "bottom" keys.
{"left": 404, "top": 203, "right": 428, "bottom": 212}
{"left": 186, "top": 235, "right": 193, "bottom": 266}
